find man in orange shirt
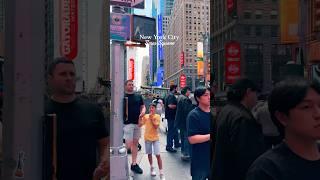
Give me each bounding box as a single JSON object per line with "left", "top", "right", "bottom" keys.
{"left": 139, "top": 103, "right": 165, "bottom": 180}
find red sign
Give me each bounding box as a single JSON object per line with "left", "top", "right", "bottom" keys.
{"left": 180, "top": 74, "right": 187, "bottom": 88}
{"left": 227, "top": 0, "right": 235, "bottom": 15}
{"left": 129, "top": 58, "right": 135, "bottom": 80}
{"left": 180, "top": 52, "right": 184, "bottom": 68}
{"left": 60, "top": 0, "right": 78, "bottom": 60}
{"left": 225, "top": 41, "right": 241, "bottom": 84}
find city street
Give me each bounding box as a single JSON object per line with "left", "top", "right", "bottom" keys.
{"left": 128, "top": 119, "right": 192, "bottom": 180}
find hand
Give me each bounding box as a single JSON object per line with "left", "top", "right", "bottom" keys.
{"left": 93, "top": 160, "right": 109, "bottom": 180}
{"left": 139, "top": 111, "right": 145, "bottom": 118}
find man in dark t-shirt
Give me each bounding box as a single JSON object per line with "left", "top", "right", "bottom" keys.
{"left": 165, "top": 85, "right": 180, "bottom": 152}
{"left": 45, "top": 58, "right": 109, "bottom": 180}
{"left": 123, "top": 80, "right": 146, "bottom": 174}
{"left": 187, "top": 87, "right": 211, "bottom": 180}
{"left": 246, "top": 78, "right": 320, "bottom": 180}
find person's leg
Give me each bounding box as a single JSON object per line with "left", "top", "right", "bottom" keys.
{"left": 184, "top": 130, "right": 191, "bottom": 157}
{"left": 156, "top": 155, "right": 163, "bottom": 171}
{"left": 145, "top": 141, "right": 153, "bottom": 166}
{"left": 123, "top": 124, "right": 134, "bottom": 160}
{"left": 166, "top": 118, "right": 174, "bottom": 149}
{"left": 173, "top": 127, "right": 181, "bottom": 148}
{"left": 130, "top": 125, "right": 143, "bottom": 174}
{"left": 132, "top": 125, "right": 141, "bottom": 165}
{"left": 180, "top": 129, "right": 185, "bottom": 154}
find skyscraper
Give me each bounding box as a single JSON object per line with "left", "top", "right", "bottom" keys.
{"left": 163, "top": 0, "right": 210, "bottom": 89}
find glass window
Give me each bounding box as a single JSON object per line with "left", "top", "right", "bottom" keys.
{"left": 255, "top": 10, "right": 262, "bottom": 19}
{"left": 270, "top": 10, "right": 278, "bottom": 19}
{"left": 244, "top": 11, "right": 252, "bottom": 19}
{"left": 244, "top": 26, "right": 251, "bottom": 36}
{"left": 256, "top": 26, "right": 262, "bottom": 36}
{"left": 271, "top": 26, "right": 278, "bottom": 37}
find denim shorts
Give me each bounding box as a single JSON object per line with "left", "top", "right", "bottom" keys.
{"left": 145, "top": 140, "right": 160, "bottom": 155}
{"left": 123, "top": 124, "right": 141, "bottom": 141}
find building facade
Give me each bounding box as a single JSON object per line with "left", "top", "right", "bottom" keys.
{"left": 164, "top": 0, "right": 210, "bottom": 90}
{"left": 212, "top": 0, "right": 286, "bottom": 92}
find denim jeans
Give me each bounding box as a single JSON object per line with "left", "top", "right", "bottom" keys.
{"left": 180, "top": 129, "right": 191, "bottom": 156}
{"left": 166, "top": 118, "right": 180, "bottom": 148}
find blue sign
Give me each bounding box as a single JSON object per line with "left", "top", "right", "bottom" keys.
{"left": 110, "top": 13, "right": 131, "bottom": 41}
{"left": 157, "top": 14, "right": 163, "bottom": 61}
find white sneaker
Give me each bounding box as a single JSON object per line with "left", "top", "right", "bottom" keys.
{"left": 150, "top": 167, "right": 156, "bottom": 176}
{"left": 160, "top": 173, "right": 166, "bottom": 180}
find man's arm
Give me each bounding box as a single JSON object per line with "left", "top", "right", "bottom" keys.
{"left": 168, "top": 104, "right": 176, "bottom": 109}
{"left": 188, "top": 134, "right": 210, "bottom": 144}
{"left": 93, "top": 137, "right": 109, "bottom": 180}
{"left": 140, "top": 105, "right": 146, "bottom": 117}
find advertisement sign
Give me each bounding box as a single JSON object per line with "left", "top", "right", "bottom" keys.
{"left": 110, "top": 0, "right": 145, "bottom": 9}
{"left": 180, "top": 52, "right": 184, "bottom": 68}
{"left": 60, "top": 0, "right": 78, "bottom": 60}
{"left": 225, "top": 41, "right": 241, "bottom": 84}
{"left": 110, "top": 13, "right": 131, "bottom": 41}
{"left": 128, "top": 58, "right": 135, "bottom": 80}
{"left": 132, "top": 15, "right": 156, "bottom": 42}
{"left": 197, "top": 61, "right": 204, "bottom": 76}
{"left": 180, "top": 74, "right": 187, "bottom": 88}
{"left": 280, "top": 0, "right": 299, "bottom": 43}
{"left": 157, "top": 14, "right": 163, "bottom": 61}
{"left": 197, "top": 42, "right": 203, "bottom": 61}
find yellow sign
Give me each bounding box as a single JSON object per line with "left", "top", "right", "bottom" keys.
{"left": 280, "top": 0, "right": 299, "bottom": 43}
{"left": 197, "top": 42, "right": 203, "bottom": 59}
{"left": 197, "top": 61, "right": 204, "bottom": 76}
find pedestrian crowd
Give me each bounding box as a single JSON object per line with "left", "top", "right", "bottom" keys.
{"left": 212, "top": 77, "right": 320, "bottom": 180}
{"left": 124, "top": 80, "right": 211, "bottom": 180}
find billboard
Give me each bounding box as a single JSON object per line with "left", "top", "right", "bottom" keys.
{"left": 280, "top": 0, "right": 299, "bottom": 43}
{"left": 110, "top": 0, "right": 145, "bottom": 9}
{"left": 157, "top": 14, "right": 163, "bottom": 62}
{"left": 225, "top": 41, "right": 241, "bottom": 84}
{"left": 110, "top": 13, "right": 131, "bottom": 41}
{"left": 132, "top": 15, "right": 156, "bottom": 42}
{"left": 60, "top": 0, "right": 78, "bottom": 60}
{"left": 197, "top": 42, "right": 204, "bottom": 61}
{"left": 180, "top": 74, "right": 187, "bottom": 88}
{"left": 197, "top": 61, "right": 204, "bottom": 76}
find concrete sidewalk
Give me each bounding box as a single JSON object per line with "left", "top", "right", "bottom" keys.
{"left": 128, "top": 120, "right": 192, "bottom": 180}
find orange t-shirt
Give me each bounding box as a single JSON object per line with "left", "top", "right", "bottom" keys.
{"left": 140, "top": 114, "right": 161, "bottom": 141}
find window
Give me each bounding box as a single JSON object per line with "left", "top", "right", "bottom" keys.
{"left": 244, "top": 11, "right": 252, "bottom": 19}
{"left": 255, "top": 10, "right": 262, "bottom": 19}
{"left": 244, "top": 26, "right": 251, "bottom": 36}
{"left": 271, "top": 26, "right": 278, "bottom": 37}
{"left": 270, "top": 10, "right": 278, "bottom": 19}
{"left": 256, "top": 26, "right": 262, "bottom": 36}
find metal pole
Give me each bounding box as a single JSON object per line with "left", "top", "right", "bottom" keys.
{"left": 2, "top": 0, "right": 45, "bottom": 179}
{"left": 110, "top": 41, "right": 129, "bottom": 180}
